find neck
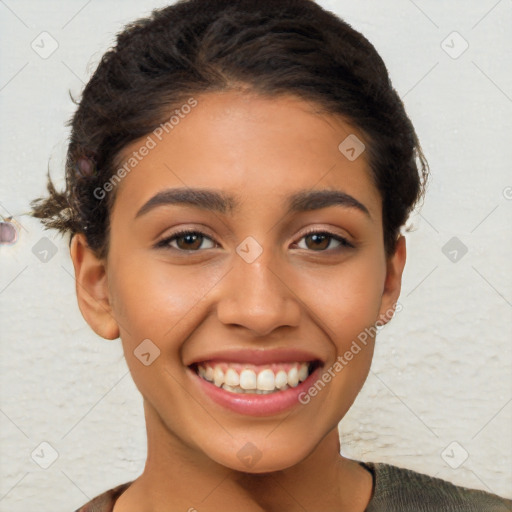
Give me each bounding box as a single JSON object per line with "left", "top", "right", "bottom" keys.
{"left": 114, "top": 400, "right": 373, "bottom": 512}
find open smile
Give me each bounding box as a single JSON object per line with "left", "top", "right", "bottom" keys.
{"left": 187, "top": 350, "right": 324, "bottom": 416}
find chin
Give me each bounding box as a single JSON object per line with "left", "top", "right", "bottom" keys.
{"left": 203, "top": 437, "right": 315, "bottom": 474}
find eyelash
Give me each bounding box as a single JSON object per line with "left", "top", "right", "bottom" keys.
{"left": 155, "top": 228, "right": 354, "bottom": 253}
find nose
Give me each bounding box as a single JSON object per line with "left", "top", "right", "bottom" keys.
{"left": 216, "top": 249, "right": 301, "bottom": 337}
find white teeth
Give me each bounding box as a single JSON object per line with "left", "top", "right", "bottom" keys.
{"left": 287, "top": 367, "right": 299, "bottom": 387}
{"left": 196, "top": 361, "right": 314, "bottom": 394}
{"left": 298, "top": 364, "right": 309, "bottom": 382}
{"left": 226, "top": 384, "right": 285, "bottom": 394}
{"left": 213, "top": 366, "right": 224, "bottom": 387}
{"left": 275, "top": 370, "right": 288, "bottom": 389}
{"left": 257, "top": 369, "right": 275, "bottom": 391}
{"left": 224, "top": 368, "right": 240, "bottom": 387}
{"left": 222, "top": 384, "right": 238, "bottom": 393}
{"left": 239, "top": 369, "right": 257, "bottom": 390}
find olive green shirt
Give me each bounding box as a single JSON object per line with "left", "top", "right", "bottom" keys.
{"left": 74, "top": 461, "right": 512, "bottom": 511}
{"left": 362, "top": 461, "right": 512, "bottom": 511}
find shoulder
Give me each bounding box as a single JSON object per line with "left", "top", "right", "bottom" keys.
{"left": 73, "top": 482, "right": 132, "bottom": 512}
{"left": 362, "top": 461, "right": 512, "bottom": 512}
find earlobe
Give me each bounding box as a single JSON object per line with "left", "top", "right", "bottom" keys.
{"left": 377, "top": 235, "right": 407, "bottom": 326}
{"left": 69, "top": 234, "right": 120, "bottom": 340}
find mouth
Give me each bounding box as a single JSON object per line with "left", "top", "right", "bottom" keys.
{"left": 190, "top": 359, "right": 323, "bottom": 395}
{"left": 186, "top": 348, "right": 325, "bottom": 416}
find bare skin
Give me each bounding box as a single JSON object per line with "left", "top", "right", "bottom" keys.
{"left": 70, "top": 90, "right": 406, "bottom": 511}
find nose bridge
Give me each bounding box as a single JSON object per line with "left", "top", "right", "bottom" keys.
{"left": 216, "top": 242, "right": 301, "bottom": 335}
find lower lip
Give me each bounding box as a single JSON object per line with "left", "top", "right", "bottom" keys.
{"left": 188, "top": 365, "right": 323, "bottom": 416}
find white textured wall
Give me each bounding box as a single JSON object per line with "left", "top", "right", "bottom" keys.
{"left": 0, "top": 1, "right": 511, "bottom": 510}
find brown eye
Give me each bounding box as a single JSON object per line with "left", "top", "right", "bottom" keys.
{"left": 175, "top": 232, "right": 203, "bottom": 251}
{"left": 306, "top": 233, "right": 330, "bottom": 250}
{"left": 295, "top": 230, "right": 353, "bottom": 252}
{"left": 156, "top": 230, "right": 216, "bottom": 251}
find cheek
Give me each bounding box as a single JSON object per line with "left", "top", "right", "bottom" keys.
{"left": 298, "top": 257, "right": 384, "bottom": 417}
{"left": 295, "top": 253, "right": 386, "bottom": 347}
{"left": 108, "top": 255, "right": 225, "bottom": 348}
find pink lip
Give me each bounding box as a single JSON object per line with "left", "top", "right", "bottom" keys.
{"left": 188, "top": 348, "right": 324, "bottom": 366}
{"left": 188, "top": 364, "right": 323, "bottom": 416}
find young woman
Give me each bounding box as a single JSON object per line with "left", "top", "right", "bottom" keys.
{"left": 30, "top": 0, "right": 511, "bottom": 510}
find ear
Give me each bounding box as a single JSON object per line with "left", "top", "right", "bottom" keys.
{"left": 69, "top": 233, "right": 120, "bottom": 340}
{"left": 377, "top": 235, "right": 407, "bottom": 326}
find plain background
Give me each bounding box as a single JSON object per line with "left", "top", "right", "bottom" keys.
{"left": 0, "top": 0, "right": 511, "bottom": 510}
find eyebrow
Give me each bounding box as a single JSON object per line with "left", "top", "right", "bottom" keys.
{"left": 134, "top": 187, "right": 371, "bottom": 219}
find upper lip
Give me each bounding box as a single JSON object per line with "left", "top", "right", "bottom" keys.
{"left": 187, "top": 348, "right": 324, "bottom": 366}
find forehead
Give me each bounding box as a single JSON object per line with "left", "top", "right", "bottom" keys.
{"left": 111, "top": 91, "right": 381, "bottom": 222}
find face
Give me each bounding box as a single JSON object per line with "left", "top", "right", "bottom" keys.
{"left": 72, "top": 91, "right": 405, "bottom": 473}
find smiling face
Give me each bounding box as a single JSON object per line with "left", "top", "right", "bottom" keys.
{"left": 71, "top": 90, "right": 405, "bottom": 473}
